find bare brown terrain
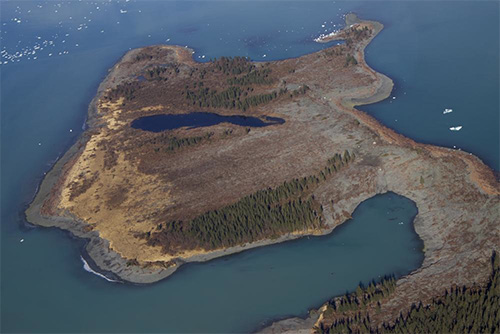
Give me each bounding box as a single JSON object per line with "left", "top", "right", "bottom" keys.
{"left": 26, "top": 14, "right": 498, "bottom": 330}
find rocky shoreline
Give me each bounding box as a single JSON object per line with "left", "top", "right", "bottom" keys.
{"left": 25, "top": 13, "right": 395, "bottom": 284}
{"left": 258, "top": 15, "right": 500, "bottom": 334}
{"left": 25, "top": 18, "right": 498, "bottom": 334}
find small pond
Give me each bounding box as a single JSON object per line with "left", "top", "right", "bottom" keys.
{"left": 131, "top": 112, "right": 285, "bottom": 132}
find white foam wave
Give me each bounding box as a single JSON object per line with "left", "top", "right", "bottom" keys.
{"left": 80, "top": 256, "right": 120, "bottom": 283}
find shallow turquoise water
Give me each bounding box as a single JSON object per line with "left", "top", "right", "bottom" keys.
{"left": 1, "top": 1, "right": 498, "bottom": 332}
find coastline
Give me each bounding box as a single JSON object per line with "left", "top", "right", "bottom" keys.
{"left": 258, "top": 14, "right": 500, "bottom": 333}
{"left": 25, "top": 13, "right": 396, "bottom": 284}
{"left": 24, "top": 10, "right": 498, "bottom": 304}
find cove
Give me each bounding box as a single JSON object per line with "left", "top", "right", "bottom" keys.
{"left": 131, "top": 112, "right": 285, "bottom": 132}
{"left": 2, "top": 192, "right": 423, "bottom": 332}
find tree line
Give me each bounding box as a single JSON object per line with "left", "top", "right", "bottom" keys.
{"left": 316, "top": 251, "right": 500, "bottom": 334}
{"left": 144, "top": 64, "right": 180, "bottom": 81}
{"left": 104, "top": 81, "right": 142, "bottom": 101}
{"left": 379, "top": 251, "right": 499, "bottom": 334}
{"left": 317, "top": 275, "right": 397, "bottom": 333}
{"left": 144, "top": 150, "right": 355, "bottom": 254}
{"left": 184, "top": 84, "right": 310, "bottom": 111}
{"left": 145, "top": 132, "right": 214, "bottom": 153}
{"left": 210, "top": 56, "right": 255, "bottom": 75}
{"left": 227, "top": 68, "right": 274, "bottom": 86}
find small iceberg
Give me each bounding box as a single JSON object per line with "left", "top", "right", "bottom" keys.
{"left": 443, "top": 108, "right": 453, "bottom": 114}
{"left": 450, "top": 126, "right": 462, "bottom": 131}
{"left": 20, "top": 239, "right": 24, "bottom": 243}
{"left": 120, "top": 9, "right": 127, "bottom": 14}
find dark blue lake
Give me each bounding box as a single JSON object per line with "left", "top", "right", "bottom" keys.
{"left": 1, "top": 1, "right": 497, "bottom": 332}
{"left": 131, "top": 112, "right": 284, "bottom": 132}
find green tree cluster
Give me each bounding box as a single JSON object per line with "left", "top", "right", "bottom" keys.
{"left": 134, "top": 53, "right": 153, "bottom": 62}
{"left": 185, "top": 84, "right": 309, "bottom": 111}
{"left": 105, "top": 81, "right": 141, "bottom": 101}
{"left": 146, "top": 132, "right": 214, "bottom": 153}
{"left": 380, "top": 252, "right": 500, "bottom": 334}
{"left": 211, "top": 56, "right": 255, "bottom": 75}
{"left": 144, "top": 65, "right": 178, "bottom": 81}
{"left": 335, "top": 276, "right": 396, "bottom": 313}
{"left": 145, "top": 150, "right": 354, "bottom": 253}
{"left": 227, "top": 68, "right": 273, "bottom": 86}
{"left": 185, "top": 86, "right": 244, "bottom": 109}
{"left": 317, "top": 251, "right": 500, "bottom": 334}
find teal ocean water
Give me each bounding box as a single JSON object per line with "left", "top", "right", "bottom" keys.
{"left": 1, "top": 1, "right": 498, "bottom": 332}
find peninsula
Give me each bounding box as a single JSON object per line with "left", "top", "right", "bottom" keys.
{"left": 26, "top": 14, "right": 499, "bottom": 330}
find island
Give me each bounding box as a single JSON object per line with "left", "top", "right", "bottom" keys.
{"left": 26, "top": 14, "right": 499, "bottom": 331}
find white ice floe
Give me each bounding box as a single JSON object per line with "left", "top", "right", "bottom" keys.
{"left": 80, "top": 256, "right": 120, "bottom": 283}
{"left": 450, "top": 126, "right": 462, "bottom": 131}
{"left": 20, "top": 239, "right": 24, "bottom": 243}
{"left": 443, "top": 108, "right": 453, "bottom": 114}
{"left": 314, "top": 30, "right": 339, "bottom": 42}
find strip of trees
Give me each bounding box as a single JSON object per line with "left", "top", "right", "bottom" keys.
{"left": 227, "top": 68, "right": 273, "bottom": 86}
{"left": 318, "top": 275, "right": 397, "bottom": 334}
{"left": 104, "top": 81, "right": 142, "bottom": 101}
{"left": 145, "top": 150, "right": 354, "bottom": 254}
{"left": 210, "top": 56, "right": 255, "bottom": 75}
{"left": 185, "top": 84, "right": 309, "bottom": 111}
{"left": 379, "top": 251, "right": 500, "bottom": 334}
{"left": 144, "top": 64, "right": 181, "bottom": 81}
{"left": 152, "top": 133, "right": 214, "bottom": 153}
{"left": 317, "top": 251, "right": 500, "bottom": 334}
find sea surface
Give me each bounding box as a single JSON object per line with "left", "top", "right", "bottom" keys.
{"left": 1, "top": 1, "right": 498, "bottom": 332}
